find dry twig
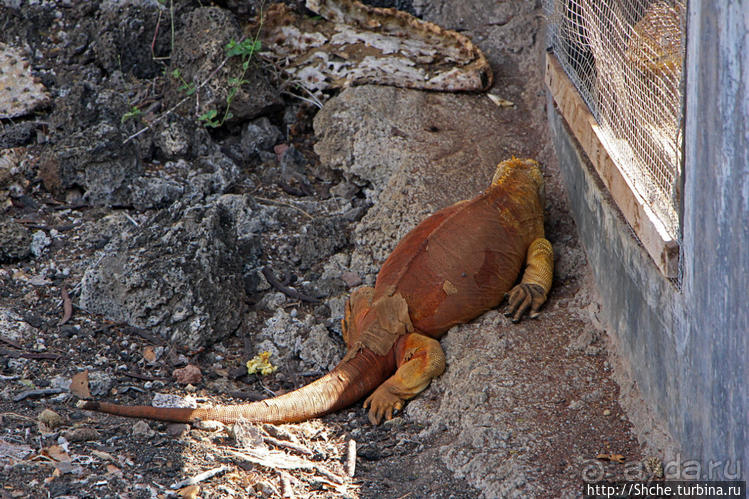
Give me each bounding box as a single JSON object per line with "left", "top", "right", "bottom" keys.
{"left": 346, "top": 439, "right": 357, "bottom": 477}
{"left": 264, "top": 435, "right": 314, "bottom": 456}
{"left": 278, "top": 471, "right": 294, "bottom": 498}
{"left": 227, "top": 448, "right": 344, "bottom": 484}
{"left": 261, "top": 267, "right": 320, "bottom": 303}
{"left": 253, "top": 196, "right": 315, "bottom": 220}
{"left": 12, "top": 388, "right": 64, "bottom": 402}
{"left": 169, "top": 465, "right": 231, "bottom": 490}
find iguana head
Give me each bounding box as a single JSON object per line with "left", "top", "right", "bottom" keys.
{"left": 491, "top": 157, "right": 545, "bottom": 205}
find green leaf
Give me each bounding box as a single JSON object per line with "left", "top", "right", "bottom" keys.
{"left": 120, "top": 106, "right": 142, "bottom": 124}
{"left": 199, "top": 109, "right": 218, "bottom": 120}
{"left": 225, "top": 38, "right": 262, "bottom": 59}
{"left": 198, "top": 109, "right": 220, "bottom": 128}
{"left": 225, "top": 39, "right": 245, "bottom": 58}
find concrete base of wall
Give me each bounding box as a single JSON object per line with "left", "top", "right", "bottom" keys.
{"left": 546, "top": 91, "right": 682, "bottom": 463}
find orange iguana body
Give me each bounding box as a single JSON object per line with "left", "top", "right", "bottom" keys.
{"left": 78, "top": 158, "right": 553, "bottom": 425}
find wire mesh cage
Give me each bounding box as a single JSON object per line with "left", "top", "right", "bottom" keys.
{"left": 546, "top": 0, "right": 685, "bottom": 240}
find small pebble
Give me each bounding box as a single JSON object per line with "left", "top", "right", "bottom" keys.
{"left": 38, "top": 409, "right": 64, "bottom": 429}
{"left": 63, "top": 427, "right": 101, "bottom": 442}
{"left": 132, "top": 420, "right": 155, "bottom": 438}
{"left": 166, "top": 424, "right": 190, "bottom": 438}
{"left": 340, "top": 271, "right": 362, "bottom": 288}
{"left": 173, "top": 364, "right": 202, "bottom": 385}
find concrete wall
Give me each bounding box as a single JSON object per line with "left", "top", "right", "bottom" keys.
{"left": 547, "top": 0, "right": 748, "bottom": 480}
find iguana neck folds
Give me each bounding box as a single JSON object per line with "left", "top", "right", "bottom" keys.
{"left": 343, "top": 286, "right": 413, "bottom": 360}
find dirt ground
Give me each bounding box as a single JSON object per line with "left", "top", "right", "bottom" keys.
{"left": 1, "top": 1, "right": 660, "bottom": 498}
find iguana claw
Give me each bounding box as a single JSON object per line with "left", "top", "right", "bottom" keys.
{"left": 504, "top": 283, "right": 547, "bottom": 322}
{"left": 363, "top": 384, "right": 404, "bottom": 425}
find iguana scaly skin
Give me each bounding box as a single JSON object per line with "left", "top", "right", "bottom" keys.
{"left": 78, "top": 158, "right": 553, "bottom": 425}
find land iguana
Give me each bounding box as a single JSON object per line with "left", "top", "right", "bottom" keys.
{"left": 78, "top": 157, "right": 554, "bottom": 425}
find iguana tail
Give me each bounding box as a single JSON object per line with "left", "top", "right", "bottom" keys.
{"left": 77, "top": 347, "right": 394, "bottom": 424}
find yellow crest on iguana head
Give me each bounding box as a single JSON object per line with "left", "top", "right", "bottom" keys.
{"left": 491, "top": 157, "right": 545, "bottom": 204}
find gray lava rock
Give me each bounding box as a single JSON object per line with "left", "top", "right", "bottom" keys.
{"left": 167, "top": 7, "right": 281, "bottom": 123}
{"left": 154, "top": 117, "right": 192, "bottom": 159}
{"left": 296, "top": 217, "right": 350, "bottom": 270}
{"left": 278, "top": 145, "right": 314, "bottom": 196}
{"left": 280, "top": 145, "right": 308, "bottom": 172}
{"left": 0, "top": 122, "right": 36, "bottom": 148}
{"left": 241, "top": 117, "right": 282, "bottom": 160}
{"left": 255, "top": 309, "right": 342, "bottom": 372}
{"left": 153, "top": 115, "right": 218, "bottom": 162}
{"left": 298, "top": 323, "right": 342, "bottom": 371}
{"left": 129, "top": 175, "right": 185, "bottom": 212}
{"left": 46, "top": 83, "right": 126, "bottom": 137}
{"left": 29, "top": 230, "right": 51, "bottom": 257}
{"left": 185, "top": 152, "right": 242, "bottom": 202}
{"left": 38, "top": 122, "right": 142, "bottom": 207}
{"left": 78, "top": 194, "right": 262, "bottom": 349}
{"left": 0, "top": 222, "right": 31, "bottom": 263}
{"left": 94, "top": 1, "right": 168, "bottom": 79}
{"left": 131, "top": 420, "right": 155, "bottom": 439}
{"left": 80, "top": 212, "right": 138, "bottom": 250}
{"left": 1, "top": 148, "right": 30, "bottom": 209}
{"left": 87, "top": 371, "right": 114, "bottom": 397}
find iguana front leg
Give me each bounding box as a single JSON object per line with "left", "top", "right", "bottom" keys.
{"left": 363, "top": 333, "right": 446, "bottom": 424}
{"left": 505, "top": 237, "right": 554, "bottom": 322}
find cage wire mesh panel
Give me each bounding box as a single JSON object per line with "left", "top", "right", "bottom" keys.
{"left": 546, "top": 0, "right": 685, "bottom": 240}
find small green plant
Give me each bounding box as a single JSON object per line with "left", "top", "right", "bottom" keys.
{"left": 121, "top": 106, "right": 143, "bottom": 124}
{"left": 171, "top": 68, "right": 196, "bottom": 96}
{"left": 199, "top": 36, "right": 262, "bottom": 128}
{"left": 198, "top": 109, "right": 220, "bottom": 128}
{"left": 225, "top": 38, "right": 262, "bottom": 62}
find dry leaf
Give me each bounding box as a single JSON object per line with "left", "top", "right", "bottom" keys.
{"left": 143, "top": 345, "right": 156, "bottom": 363}
{"left": 91, "top": 449, "right": 116, "bottom": 462}
{"left": 106, "top": 464, "right": 123, "bottom": 477}
{"left": 596, "top": 453, "right": 625, "bottom": 463}
{"left": 487, "top": 94, "right": 515, "bottom": 107}
{"left": 178, "top": 484, "right": 200, "bottom": 499}
{"left": 58, "top": 286, "right": 72, "bottom": 325}
{"left": 45, "top": 445, "right": 71, "bottom": 462}
{"left": 45, "top": 468, "right": 61, "bottom": 483}
{"left": 70, "top": 371, "right": 91, "bottom": 399}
